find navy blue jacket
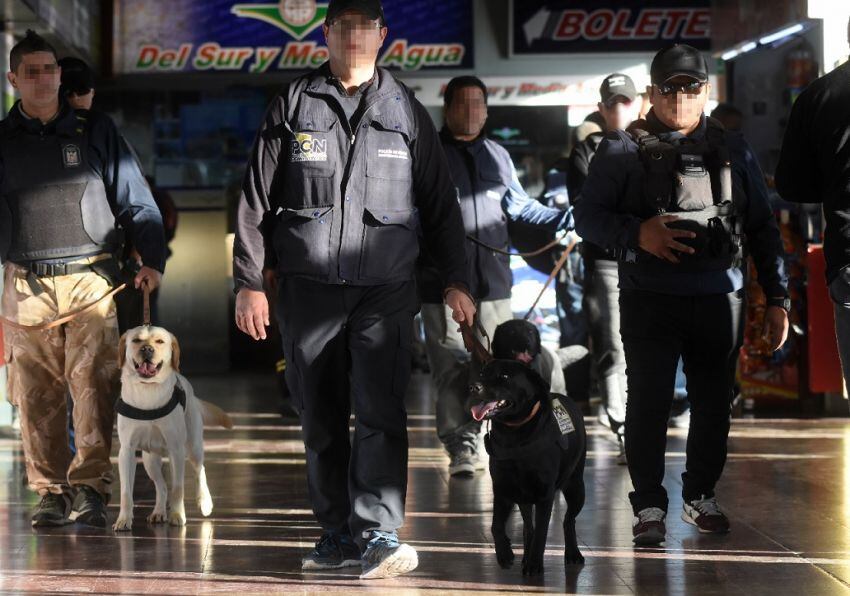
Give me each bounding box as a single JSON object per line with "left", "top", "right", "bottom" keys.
{"left": 574, "top": 111, "right": 787, "bottom": 298}
{"left": 418, "top": 130, "right": 572, "bottom": 303}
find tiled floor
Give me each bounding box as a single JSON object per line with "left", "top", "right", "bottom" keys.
{"left": 1, "top": 372, "right": 849, "bottom": 594}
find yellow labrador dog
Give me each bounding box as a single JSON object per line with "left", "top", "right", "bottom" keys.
{"left": 113, "top": 325, "right": 232, "bottom": 531}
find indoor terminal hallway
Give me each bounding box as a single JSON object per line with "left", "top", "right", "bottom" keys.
{"left": 0, "top": 373, "right": 849, "bottom": 595}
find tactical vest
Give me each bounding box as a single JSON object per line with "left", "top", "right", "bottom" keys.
{"left": 0, "top": 109, "right": 117, "bottom": 264}
{"left": 619, "top": 117, "right": 744, "bottom": 274}
{"left": 271, "top": 68, "right": 419, "bottom": 284}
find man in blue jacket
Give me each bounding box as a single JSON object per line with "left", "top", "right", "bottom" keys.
{"left": 575, "top": 44, "right": 789, "bottom": 545}
{"left": 418, "top": 76, "right": 572, "bottom": 476}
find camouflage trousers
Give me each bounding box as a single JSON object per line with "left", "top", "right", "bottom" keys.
{"left": 2, "top": 258, "right": 119, "bottom": 498}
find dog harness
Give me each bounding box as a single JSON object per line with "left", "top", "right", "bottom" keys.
{"left": 115, "top": 379, "right": 187, "bottom": 421}
{"left": 484, "top": 396, "right": 576, "bottom": 460}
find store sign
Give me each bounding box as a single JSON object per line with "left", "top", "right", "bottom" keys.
{"left": 511, "top": 0, "right": 711, "bottom": 55}
{"left": 405, "top": 73, "right": 646, "bottom": 107}
{"left": 114, "top": 0, "right": 473, "bottom": 74}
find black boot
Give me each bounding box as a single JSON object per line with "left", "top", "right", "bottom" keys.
{"left": 31, "top": 492, "right": 72, "bottom": 527}
{"left": 72, "top": 485, "right": 108, "bottom": 528}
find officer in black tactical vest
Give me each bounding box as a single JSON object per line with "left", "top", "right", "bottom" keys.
{"left": 0, "top": 31, "right": 165, "bottom": 528}
{"left": 575, "top": 45, "right": 789, "bottom": 546}
{"left": 232, "top": 0, "right": 475, "bottom": 580}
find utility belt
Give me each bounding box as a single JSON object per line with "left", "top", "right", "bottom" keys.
{"left": 13, "top": 253, "right": 120, "bottom": 296}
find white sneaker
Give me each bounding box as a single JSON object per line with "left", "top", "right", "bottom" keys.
{"left": 360, "top": 531, "right": 418, "bottom": 580}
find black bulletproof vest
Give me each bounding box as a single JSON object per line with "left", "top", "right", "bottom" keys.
{"left": 0, "top": 109, "right": 116, "bottom": 263}
{"left": 620, "top": 117, "right": 744, "bottom": 274}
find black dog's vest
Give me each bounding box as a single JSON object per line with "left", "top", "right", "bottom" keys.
{"left": 115, "top": 380, "right": 186, "bottom": 421}
{"left": 484, "top": 396, "right": 576, "bottom": 460}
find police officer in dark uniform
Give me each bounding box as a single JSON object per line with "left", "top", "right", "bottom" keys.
{"left": 575, "top": 45, "right": 789, "bottom": 545}
{"left": 232, "top": 0, "right": 474, "bottom": 580}
{"left": 418, "top": 76, "right": 572, "bottom": 477}
{"left": 0, "top": 31, "right": 165, "bottom": 528}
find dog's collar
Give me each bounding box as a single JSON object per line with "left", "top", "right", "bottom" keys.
{"left": 116, "top": 380, "right": 186, "bottom": 421}
{"left": 500, "top": 401, "right": 541, "bottom": 427}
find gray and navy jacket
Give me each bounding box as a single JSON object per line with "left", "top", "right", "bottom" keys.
{"left": 233, "top": 64, "right": 468, "bottom": 292}
{"left": 418, "top": 129, "right": 572, "bottom": 303}
{"left": 0, "top": 100, "right": 165, "bottom": 272}
{"left": 574, "top": 110, "right": 787, "bottom": 297}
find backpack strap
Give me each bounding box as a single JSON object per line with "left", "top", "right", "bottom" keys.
{"left": 629, "top": 125, "right": 678, "bottom": 214}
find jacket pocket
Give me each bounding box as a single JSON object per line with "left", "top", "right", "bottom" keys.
{"left": 274, "top": 206, "right": 334, "bottom": 278}
{"left": 359, "top": 206, "right": 419, "bottom": 281}
{"left": 364, "top": 117, "right": 413, "bottom": 208}
{"left": 284, "top": 118, "right": 336, "bottom": 208}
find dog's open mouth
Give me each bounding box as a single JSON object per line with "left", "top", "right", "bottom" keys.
{"left": 471, "top": 400, "right": 510, "bottom": 422}
{"left": 134, "top": 360, "right": 163, "bottom": 379}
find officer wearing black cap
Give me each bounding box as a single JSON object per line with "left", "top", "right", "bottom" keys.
{"left": 564, "top": 73, "right": 640, "bottom": 464}
{"left": 575, "top": 44, "right": 789, "bottom": 546}
{"left": 233, "top": 0, "right": 474, "bottom": 579}
{"left": 0, "top": 31, "right": 165, "bottom": 528}
{"left": 58, "top": 56, "right": 95, "bottom": 110}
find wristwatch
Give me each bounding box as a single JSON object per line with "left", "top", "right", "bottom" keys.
{"left": 766, "top": 296, "right": 792, "bottom": 313}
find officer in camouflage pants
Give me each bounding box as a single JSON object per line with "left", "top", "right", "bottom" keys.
{"left": 0, "top": 31, "right": 164, "bottom": 527}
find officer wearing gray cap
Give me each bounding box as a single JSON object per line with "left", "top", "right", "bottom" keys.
{"left": 233, "top": 0, "right": 474, "bottom": 579}
{"left": 565, "top": 73, "right": 640, "bottom": 463}
{"left": 575, "top": 44, "right": 789, "bottom": 546}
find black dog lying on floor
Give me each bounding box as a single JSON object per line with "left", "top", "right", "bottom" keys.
{"left": 469, "top": 359, "right": 587, "bottom": 574}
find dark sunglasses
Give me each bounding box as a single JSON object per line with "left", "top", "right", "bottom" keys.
{"left": 656, "top": 81, "right": 706, "bottom": 96}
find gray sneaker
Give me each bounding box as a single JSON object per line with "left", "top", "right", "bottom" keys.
{"left": 448, "top": 448, "right": 479, "bottom": 477}
{"left": 360, "top": 531, "right": 418, "bottom": 580}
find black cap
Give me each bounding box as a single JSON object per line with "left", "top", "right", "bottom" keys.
{"left": 650, "top": 44, "right": 708, "bottom": 85}
{"left": 599, "top": 73, "right": 637, "bottom": 105}
{"left": 326, "top": 0, "right": 385, "bottom": 24}
{"left": 58, "top": 56, "right": 95, "bottom": 96}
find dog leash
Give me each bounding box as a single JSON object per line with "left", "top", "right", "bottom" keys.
{"left": 0, "top": 283, "right": 128, "bottom": 332}
{"left": 522, "top": 238, "right": 578, "bottom": 321}
{"left": 465, "top": 230, "right": 570, "bottom": 258}
{"left": 142, "top": 280, "right": 152, "bottom": 326}
{"left": 460, "top": 317, "right": 494, "bottom": 364}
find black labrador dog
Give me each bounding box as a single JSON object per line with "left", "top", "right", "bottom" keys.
{"left": 470, "top": 359, "right": 586, "bottom": 575}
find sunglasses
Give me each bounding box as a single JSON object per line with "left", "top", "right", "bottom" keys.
{"left": 655, "top": 81, "right": 706, "bottom": 96}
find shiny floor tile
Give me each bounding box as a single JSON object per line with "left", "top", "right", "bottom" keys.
{"left": 0, "top": 372, "right": 849, "bottom": 594}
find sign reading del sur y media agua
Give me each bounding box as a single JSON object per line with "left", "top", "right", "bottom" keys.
{"left": 512, "top": 0, "right": 711, "bottom": 55}
{"left": 114, "top": 0, "right": 473, "bottom": 74}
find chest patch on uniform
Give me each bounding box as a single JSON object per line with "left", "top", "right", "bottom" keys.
{"left": 62, "top": 144, "right": 81, "bottom": 167}
{"left": 486, "top": 190, "right": 501, "bottom": 201}
{"left": 377, "top": 148, "right": 409, "bottom": 160}
{"left": 552, "top": 397, "right": 576, "bottom": 435}
{"left": 291, "top": 133, "right": 328, "bottom": 163}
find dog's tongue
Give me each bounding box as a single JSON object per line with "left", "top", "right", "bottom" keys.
{"left": 471, "top": 401, "right": 499, "bottom": 422}
{"left": 137, "top": 362, "right": 158, "bottom": 378}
